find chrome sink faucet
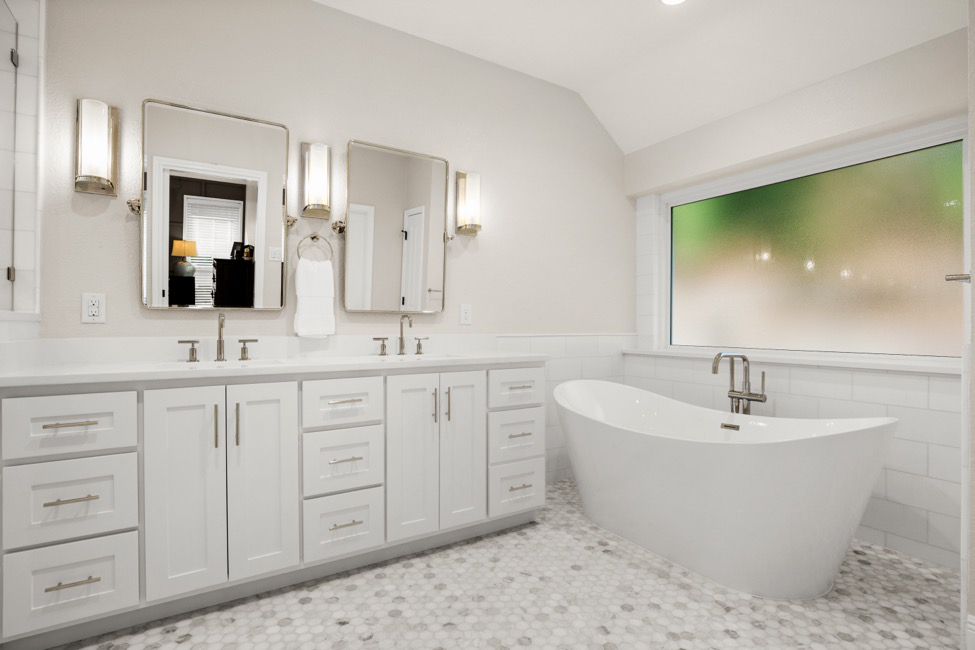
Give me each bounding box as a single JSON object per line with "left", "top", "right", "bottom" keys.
{"left": 216, "top": 312, "right": 226, "bottom": 362}
{"left": 398, "top": 315, "right": 413, "bottom": 355}
{"left": 711, "top": 352, "right": 767, "bottom": 414}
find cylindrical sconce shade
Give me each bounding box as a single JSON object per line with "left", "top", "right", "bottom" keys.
{"left": 301, "top": 142, "right": 331, "bottom": 218}
{"left": 75, "top": 99, "right": 119, "bottom": 196}
{"left": 456, "top": 171, "right": 481, "bottom": 236}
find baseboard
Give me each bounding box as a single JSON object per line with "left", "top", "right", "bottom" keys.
{"left": 965, "top": 614, "right": 975, "bottom": 649}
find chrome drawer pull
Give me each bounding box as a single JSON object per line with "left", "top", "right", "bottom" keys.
{"left": 45, "top": 575, "right": 101, "bottom": 593}
{"left": 508, "top": 432, "right": 532, "bottom": 439}
{"left": 328, "top": 398, "right": 363, "bottom": 406}
{"left": 329, "top": 519, "right": 363, "bottom": 531}
{"left": 42, "top": 420, "right": 98, "bottom": 430}
{"left": 509, "top": 483, "right": 533, "bottom": 492}
{"left": 328, "top": 455, "right": 364, "bottom": 465}
{"left": 508, "top": 385, "right": 533, "bottom": 391}
{"left": 43, "top": 494, "right": 99, "bottom": 508}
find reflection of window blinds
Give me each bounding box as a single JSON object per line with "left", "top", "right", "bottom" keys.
{"left": 183, "top": 196, "right": 243, "bottom": 307}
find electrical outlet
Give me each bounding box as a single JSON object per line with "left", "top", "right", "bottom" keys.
{"left": 268, "top": 246, "right": 283, "bottom": 262}
{"left": 81, "top": 293, "right": 106, "bottom": 324}
{"left": 459, "top": 303, "right": 473, "bottom": 325}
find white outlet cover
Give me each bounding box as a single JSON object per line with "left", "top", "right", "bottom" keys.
{"left": 460, "top": 303, "right": 473, "bottom": 325}
{"left": 81, "top": 293, "right": 106, "bottom": 324}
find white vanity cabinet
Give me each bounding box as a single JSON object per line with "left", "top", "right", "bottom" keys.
{"left": 144, "top": 382, "right": 299, "bottom": 601}
{"left": 386, "top": 371, "right": 486, "bottom": 542}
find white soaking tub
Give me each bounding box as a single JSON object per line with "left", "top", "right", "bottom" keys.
{"left": 554, "top": 379, "right": 896, "bottom": 600}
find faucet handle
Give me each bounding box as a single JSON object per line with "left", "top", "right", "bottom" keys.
{"left": 177, "top": 340, "right": 200, "bottom": 363}
{"left": 415, "top": 337, "right": 428, "bottom": 355}
{"left": 373, "top": 337, "right": 388, "bottom": 357}
{"left": 238, "top": 338, "right": 258, "bottom": 361}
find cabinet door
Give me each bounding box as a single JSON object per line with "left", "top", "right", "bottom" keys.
{"left": 227, "top": 382, "right": 300, "bottom": 581}
{"left": 439, "top": 371, "right": 487, "bottom": 529}
{"left": 145, "top": 386, "right": 227, "bottom": 601}
{"left": 386, "top": 373, "right": 440, "bottom": 542}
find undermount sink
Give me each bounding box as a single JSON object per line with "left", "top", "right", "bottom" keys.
{"left": 379, "top": 353, "right": 457, "bottom": 362}
{"left": 185, "top": 359, "right": 286, "bottom": 369}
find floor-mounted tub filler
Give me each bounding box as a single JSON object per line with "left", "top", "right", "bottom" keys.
{"left": 554, "top": 379, "right": 896, "bottom": 600}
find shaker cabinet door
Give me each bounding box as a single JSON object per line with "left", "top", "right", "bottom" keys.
{"left": 226, "top": 382, "right": 300, "bottom": 581}
{"left": 386, "top": 373, "right": 440, "bottom": 542}
{"left": 144, "top": 385, "right": 228, "bottom": 602}
{"left": 439, "top": 371, "right": 487, "bottom": 529}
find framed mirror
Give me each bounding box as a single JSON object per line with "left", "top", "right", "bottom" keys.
{"left": 345, "top": 141, "right": 448, "bottom": 313}
{"left": 140, "top": 100, "right": 288, "bottom": 310}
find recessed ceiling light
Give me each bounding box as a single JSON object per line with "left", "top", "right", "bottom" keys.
{"left": 661, "top": 0, "right": 686, "bottom": 5}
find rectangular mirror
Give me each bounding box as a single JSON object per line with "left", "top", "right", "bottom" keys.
{"left": 345, "top": 141, "right": 448, "bottom": 313}
{"left": 141, "top": 100, "right": 288, "bottom": 310}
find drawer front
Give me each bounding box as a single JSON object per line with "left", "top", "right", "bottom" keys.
{"left": 3, "top": 531, "right": 139, "bottom": 638}
{"left": 487, "top": 368, "right": 546, "bottom": 410}
{"left": 488, "top": 457, "right": 546, "bottom": 517}
{"left": 303, "top": 486, "right": 384, "bottom": 564}
{"left": 302, "top": 377, "right": 384, "bottom": 430}
{"left": 2, "top": 392, "right": 137, "bottom": 460}
{"left": 3, "top": 453, "right": 139, "bottom": 550}
{"left": 488, "top": 407, "right": 546, "bottom": 464}
{"left": 303, "top": 425, "right": 384, "bottom": 497}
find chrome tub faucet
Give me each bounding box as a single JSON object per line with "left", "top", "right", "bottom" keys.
{"left": 712, "top": 352, "right": 767, "bottom": 414}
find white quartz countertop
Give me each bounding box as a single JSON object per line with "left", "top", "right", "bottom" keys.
{"left": 1, "top": 353, "right": 549, "bottom": 389}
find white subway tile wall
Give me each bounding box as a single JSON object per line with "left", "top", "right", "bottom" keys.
{"left": 497, "top": 334, "right": 636, "bottom": 485}
{"left": 624, "top": 353, "right": 962, "bottom": 569}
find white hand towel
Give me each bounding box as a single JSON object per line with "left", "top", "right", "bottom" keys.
{"left": 294, "top": 258, "right": 335, "bottom": 338}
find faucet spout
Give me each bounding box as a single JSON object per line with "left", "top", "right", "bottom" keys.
{"left": 711, "top": 353, "right": 724, "bottom": 374}
{"left": 216, "top": 313, "right": 226, "bottom": 362}
{"left": 398, "top": 315, "right": 413, "bottom": 355}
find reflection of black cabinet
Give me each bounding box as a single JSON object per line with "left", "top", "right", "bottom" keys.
{"left": 168, "top": 276, "right": 196, "bottom": 306}
{"left": 212, "top": 258, "right": 255, "bottom": 308}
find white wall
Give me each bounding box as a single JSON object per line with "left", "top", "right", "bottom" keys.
{"left": 624, "top": 30, "right": 967, "bottom": 197}
{"left": 39, "top": 0, "right": 634, "bottom": 339}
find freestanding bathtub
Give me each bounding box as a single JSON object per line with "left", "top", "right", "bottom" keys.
{"left": 554, "top": 379, "right": 896, "bottom": 600}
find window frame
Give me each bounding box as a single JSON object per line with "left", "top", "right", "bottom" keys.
{"left": 651, "top": 116, "right": 969, "bottom": 374}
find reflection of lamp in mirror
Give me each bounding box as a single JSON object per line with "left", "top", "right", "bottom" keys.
{"left": 300, "top": 142, "right": 331, "bottom": 218}
{"left": 456, "top": 171, "right": 481, "bottom": 236}
{"left": 74, "top": 99, "right": 119, "bottom": 196}
{"left": 171, "top": 240, "right": 198, "bottom": 277}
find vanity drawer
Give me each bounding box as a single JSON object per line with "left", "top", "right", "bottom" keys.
{"left": 3, "top": 531, "right": 139, "bottom": 638}
{"left": 488, "top": 407, "right": 546, "bottom": 464}
{"left": 2, "top": 392, "right": 137, "bottom": 460}
{"left": 302, "top": 377, "right": 384, "bottom": 430}
{"left": 303, "top": 425, "right": 384, "bottom": 497}
{"left": 3, "top": 453, "right": 139, "bottom": 550}
{"left": 487, "top": 367, "right": 546, "bottom": 410}
{"left": 303, "top": 486, "right": 384, "bottom": 564}
{"left": 488, "top": 457, "right": 546, "bottom": 517}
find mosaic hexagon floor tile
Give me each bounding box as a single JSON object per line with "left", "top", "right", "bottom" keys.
{"left": 57, "top": 481, "right": 959, "bottom": 649}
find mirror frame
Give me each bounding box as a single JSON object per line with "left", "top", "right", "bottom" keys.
{"left": 344, "top": 140, "right": 449, "bottom": 314}
{"left": 139, "top": 99, "right": 290, "bottom": 311}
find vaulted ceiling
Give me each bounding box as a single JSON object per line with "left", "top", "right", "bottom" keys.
{"left": 311, "top": 0, "right": 966, "bottom": 154}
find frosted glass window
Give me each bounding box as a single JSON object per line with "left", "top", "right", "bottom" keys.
{"left": 671, "top": 141, "right": 963, "bottom": 357}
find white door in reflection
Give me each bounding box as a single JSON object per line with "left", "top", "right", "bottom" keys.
{"left": 400, "top": 206, "right": 426, "bottom": 312}
{"left": 346, "top": 203, "right": 375, "bottom": 310}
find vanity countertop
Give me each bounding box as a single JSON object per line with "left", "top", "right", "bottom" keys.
{"left": 0, "top": 353, "right": 549, "bottom": 389}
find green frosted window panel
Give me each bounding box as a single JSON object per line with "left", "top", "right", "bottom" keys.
{"left": 671, "top": 141, "right": 963, "bottom": 357}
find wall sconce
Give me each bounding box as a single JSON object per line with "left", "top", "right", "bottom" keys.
{"left": 75, "top": 98, "right": 119, "bottom": 196}
{"left": 300, "top": 142, "right": 331, "bottom": 218}
{"left": 455, "top": 171, "right": 481, "bottom": 236}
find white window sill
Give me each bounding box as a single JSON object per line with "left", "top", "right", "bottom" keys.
{"left": 622, "top": 346, "right": 962, "bottom": 376}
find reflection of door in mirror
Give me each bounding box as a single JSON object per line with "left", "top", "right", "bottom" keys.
{"left": 346, "top": 204, "right": 375, "bottom": 310}
{"left": 400, "top": 207, "right": 425, "bottom": 311}
{"left": 344, "top": 141, "right": 448, "bottom": 313}
{"left": 141, "top": 101, "right": 287, "bottom": 310}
